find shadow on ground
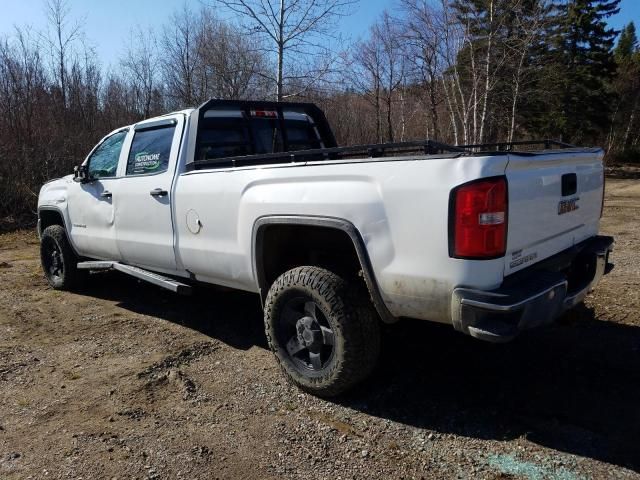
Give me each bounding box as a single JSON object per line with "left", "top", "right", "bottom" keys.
{"left": 81, "top": 272, "right": 640, "bottom": 472}
{"left": 357, "top": 306, "right": 640, "bottom": 473}
{"left": 82, "top": 271, "right": 267, "bottom": 351}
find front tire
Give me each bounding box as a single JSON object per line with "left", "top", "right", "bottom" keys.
{"left": 264, "top": 266, "right": 381, "bottom": 397}
{"left": 40, "top": 224, "right": 83, "bottom": 290}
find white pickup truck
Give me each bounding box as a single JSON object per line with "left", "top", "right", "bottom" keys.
{"left": 37, "top": 100, "right": 613, "bottom": 396}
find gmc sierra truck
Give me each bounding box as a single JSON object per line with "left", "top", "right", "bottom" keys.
{"left": 37, "top": 99, "right": 614, "bottom": 396}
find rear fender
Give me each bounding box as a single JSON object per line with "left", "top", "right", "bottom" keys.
{"left": 252, "top": 215, "right": 396, "bottom": 324}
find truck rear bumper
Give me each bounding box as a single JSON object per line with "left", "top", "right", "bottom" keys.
{"left": 451, "top": 235, "right": 614, "bottom": 342}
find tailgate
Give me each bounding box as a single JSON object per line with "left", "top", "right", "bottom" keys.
{"left": 504, "top": 149, "right": 604, "bottom": 275}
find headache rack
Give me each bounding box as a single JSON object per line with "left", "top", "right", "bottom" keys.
{"left": 191, "top": 137, "right": 577, "bottom": 170}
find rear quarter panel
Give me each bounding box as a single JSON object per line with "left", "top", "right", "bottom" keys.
{"left": 174, "top": 154, "right": 509, "bottom": 324}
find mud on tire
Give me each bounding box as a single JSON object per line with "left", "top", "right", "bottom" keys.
{"left": 264, "top": 266, "right": 381, "bottom": 397}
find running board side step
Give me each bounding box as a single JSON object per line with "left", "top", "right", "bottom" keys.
{"left": 77, "top": 261, "right": 192, "bottom": 295}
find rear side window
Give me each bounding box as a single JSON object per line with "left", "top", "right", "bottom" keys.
{"left": 126, "top": 126, "right": 176, "bottom": 176}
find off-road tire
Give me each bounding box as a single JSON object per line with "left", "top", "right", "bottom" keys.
{"left": 40, "top": 224, "right": 84, "bottom": 290}
{"left": 264, "top": 266, "right": 381, "bottom": 397}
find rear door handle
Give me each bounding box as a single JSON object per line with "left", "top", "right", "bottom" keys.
{"left": 100, "top": 190, "right": 112, "bottom": 199}
{"left": 150, "top": 188, "right": 168, "bottom": 197}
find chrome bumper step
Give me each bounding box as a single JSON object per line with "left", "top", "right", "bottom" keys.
{"left": 77, "top": 261, "right": 192, "bottom": 295}
{"left": 451, "top": 235, "right": 614, "bottom": 342}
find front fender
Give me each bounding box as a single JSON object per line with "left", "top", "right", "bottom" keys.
{"left": 37, "top": 175, "right": 79, "bottom": 254}
{"left": 38, "top": 175, "right": 72, "bottom": 211}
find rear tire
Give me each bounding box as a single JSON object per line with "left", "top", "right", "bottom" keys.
{"left": 264, "top": 266, "right": 381, "bottom": 397}
{"left": 40, "top": 224, "right": 84, "bottom": 290}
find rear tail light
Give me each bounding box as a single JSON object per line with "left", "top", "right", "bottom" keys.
{"left": 449, "top": 176, "right": 508, "bottom": 259}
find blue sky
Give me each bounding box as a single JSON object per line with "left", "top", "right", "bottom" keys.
{"left": 0, "top": 0, "right": 637, "bottom": 70}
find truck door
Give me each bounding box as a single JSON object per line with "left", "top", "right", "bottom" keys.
{"left": 66, "top": 129, "right": 128, "bottom": 260}
{"left": 113, "top": 115, "right": 184, "bottom": 271}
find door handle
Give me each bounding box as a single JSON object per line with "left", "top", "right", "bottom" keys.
{"left": 100, "top": 190, "right": 112, "bottom": 199}
{"left": 150, "top": 188, "right": 168, "bottom": 197}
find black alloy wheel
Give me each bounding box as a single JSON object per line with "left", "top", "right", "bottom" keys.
{"left": 40, "top": 224, "right": 84, "bottom": 290}
{"left": 264, "top": 266, "right": 381, "bottom": 397}
{"left": 277, "top": 296, "right": 335, "bottom": 373}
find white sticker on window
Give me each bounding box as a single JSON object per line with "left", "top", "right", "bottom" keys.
{"left": 133, "top": 152, "right": 161, "bottom": 172}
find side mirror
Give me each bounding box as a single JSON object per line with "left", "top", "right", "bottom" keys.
{"left": 73, "top": 164, "right": 90, "bottom": 183}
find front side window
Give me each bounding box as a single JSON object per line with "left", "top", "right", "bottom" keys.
{"left": 87, "top": 130, "right": 127, "bottom": 179}
{"left": 126, "top": 125, "right": 176, "bottom": 176}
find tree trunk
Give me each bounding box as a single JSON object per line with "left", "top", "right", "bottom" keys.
{"left": 606, "top": 101, "right": 620, "bottom": 152}
{"left": 442, "top": 76, "right": 459, "bottom": 145}
{"left": 375, "top": 80, "right": 381, "bottom": 143}
{"left": 277, "top": 0, "right": 284, "bottom": 101}
{"left": 622, "top": 94, "right": 639, "bottom": 150}
{"left": 453, "top": 70, "right": 468, "bottom": 144}
{"left": 386, "top": 94, "right": 394, "bottom": 142}
{"left": 428, "top": 78, "right": 440, "bottom": 139}
{"left": 508, "top": 77, "right": 519, "bottom": 144}
{"left": 508, "top": 50, "right": 526, "bottom": 144}
{"left": 469, "top": 35, "right": 477, "bottom": 143}
{"left": 478, "top": 0, "right": 494, "bottom": 144}
{"left": 57, "top": 18, "right": 66, "bottom": 109}
{"left": 399, "top": 87, "right": 406, "bottom": 141}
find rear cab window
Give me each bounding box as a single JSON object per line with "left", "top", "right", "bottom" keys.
{"left": 126, "top": 125, "right": 176, "bottom": 176}
{"left": 195, "top": 108, "right": 324, "bottom": 165}
{"left": 283, "top": 113, "right": 323, "bottom": 151}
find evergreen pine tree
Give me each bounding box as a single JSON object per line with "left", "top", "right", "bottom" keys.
{"left": 615, "top": 22, "right": 638, "bottom": 60}
{"left": 535, "top": 0, "right": 620, "bottom": 143}
{"left": 610, "top": 21, "right": 640, "bottom": 152}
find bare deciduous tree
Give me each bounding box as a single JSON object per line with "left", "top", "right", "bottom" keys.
{"left": 377, "top": 12, "right": 407, "bottom": 142}
{"left": 42, "top": 0, "right": 82, "bottom": 108}
{"left": 0, "top": 0, "right": 636, "bottom": 230}
{"left": 401, "top": 0, "right": 446, "bottom": 140}
{"left": 197, "top": 11, "right": 269, "bottom": 100}
{"left": 122, "top": 31, "right": 160, "bottom": 118}
{"left": 352, "top": 29, "right": 383, "bottom": 142}
{"left": 161, "top": 5, "right": 202, "bottom": 107}
{"left": 351, "top": 11, "right": 407, "bottom": 143}
{"left": 213, "top": 0, "right": 357, "bottom": 100}
{"left": 504, "top": 1, "right": 549, "bottom": 143}
{"left": 160, "top": 6, "right": 268, "bottom": 108}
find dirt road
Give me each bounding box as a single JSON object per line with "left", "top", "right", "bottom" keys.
{"left": 1, "top": 179, "right": 639, "bottom": 479}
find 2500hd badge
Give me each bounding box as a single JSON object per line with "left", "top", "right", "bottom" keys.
{"left": 558, "top": 197, "right": 579, "bottom": 215}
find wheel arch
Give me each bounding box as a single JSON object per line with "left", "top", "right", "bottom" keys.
{"left": 38, "top": 206, "right": 80, "bottom": 257}
{"left": 252, "top": 215, "right": 396, "bottom": 324}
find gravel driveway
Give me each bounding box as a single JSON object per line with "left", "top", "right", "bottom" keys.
{"left": 1, "top": 178, "right": 639, "bottom": 479}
